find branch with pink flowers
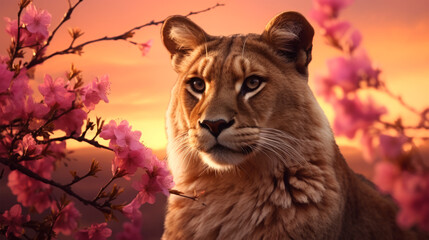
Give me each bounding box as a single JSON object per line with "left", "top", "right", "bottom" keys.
{"left": 0, "top": 1, "right": 223, "bottom": 239}
{"left": 311, "top": 0, "right": 429, "bottom": 231}
{"left": 23, "top": 2, "right": 225, "bottom": 69}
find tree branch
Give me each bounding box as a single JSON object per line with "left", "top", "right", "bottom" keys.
{"left": 37, "top": 135, "right": 113, "bottom": 152}
{"left": 0, "top": 156, "right": 112, "bottom": 214}
{"left": 25, "top": 3, "right": 225, "bottom": 69}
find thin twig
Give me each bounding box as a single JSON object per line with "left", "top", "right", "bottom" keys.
{"left": 38, "top": 135, "right": 113, "bottom": 152}
{"left": 44, "top": 0, "right": 84, "bottom": 50}
{"left": 169, "top": 189, "right": 207, "bottom": 206}
{"left": 25, "top": 3, "right": 225, "bottom": 69}
{"left": 93, "top": 170, "right": 123, "bottom": 202}
{"left": 8, "top": 3, "right": 25, "bottom": 70}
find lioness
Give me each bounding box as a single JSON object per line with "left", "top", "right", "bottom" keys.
{"left": 161, "top": 11, "right": 427, "bottom": 239}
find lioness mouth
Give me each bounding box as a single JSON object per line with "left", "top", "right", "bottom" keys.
{"left": 208, "top": 144, "right": 254, "bottom": 155}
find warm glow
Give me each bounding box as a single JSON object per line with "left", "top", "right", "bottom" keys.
{"left": 1, "top": 0, "right": 428, "bottom": 152}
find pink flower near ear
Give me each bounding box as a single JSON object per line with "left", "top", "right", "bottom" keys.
{"left": 38, "top": 74, "right": 75, "bottom": 109}
{"left": 323, "top": 20, "right": 350, "bottom": 40}
{"left": 54, "top": 109, "right": 87, "bottom": 137}
{"left": 313, "top": 0, "right": 353, "bottom": 16}
{"left": 0, "top": 63, "right": 13, "bottom": 93}
{"left": 0, "top": 204, "right": 30, "bottom": 238}
{"left": 345, "top": 29, "right": 362, "bottom": 52}
{"left": 138, "top": 39, "right": 153, "bottom": 56}
{"left": 379, "top": 134, "right": 409, "bottom": 160}
{"left": 309, "top": 8, "right": 331, "bottom": 27}
{"left": 75, "top": 223, "right": 112, "bottom": 240}
{"left": 52, "top": 202, "right": 81, "bottom": 236}
{"left": 327, "top": 56, "right": 359, "bottom": 93}
{"left": 81, "top": 75, "right": 110, "bottom": 110}
{"left": 332, "top": 96, "right": 386, "bottom": 138}
{"left": 21, "top": 3, "right": 51, "bottom": 39}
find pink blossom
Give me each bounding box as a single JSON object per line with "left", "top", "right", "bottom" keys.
{"left": 10, "top": 69, "right": 32, "bottom": 100}
{"left": 393, "top": 172, "right": 429, "bottom": 231}
{"left": 352, "top": 50, "right": 381, "bottom": 88}
{"left": 332, "top": 96, "right": 386, "bottom": 138}
{"left": 373, "top": 161, "right": 401, "bottom": 193}
{"left": 0, "top": 70, "right": 33, "bottom": 123}
{"left": 309, "top": 8, "right": 331, "bottom": 27}
{"left": 8, "top": 171, "right": 52, "bottom": 213}
{"left": 132, "top": 159, "right": 174, "bottom": 204}
{"left": 138, "top": 39, "right": 153, "bottom": 56}
{"left": 100, "top": 120, "right": 143, "bottom": 151}
{"left": 38, "top": 74, "right": 75, "bottom": 109}
{"left": 75, "top": 223, "right": 112, "bottom": 240}
{"left": 115, "top": 221, "right": 143, "bottom": 240}
{"left": 112, "top": 147, "right": 153, "bottom": 175}
{"left": 100, "top": 120, "right": 153, "bottom": 174}
{"left": 52, "top": 202, "right": 81, "bottom": 236}
{"left": 21, "top": 3, "right": 51, "bottom": 39}
{"left": 322, "top": 50, "right": 380, "bottom": 96}
{"left": 327, "top": 56, "right": 359, "bottom": 93}
{"left": 313, "top": 0, "right": 353, "bottom": 17}
{"left": 323, "top": 20, "right": 351, "bottom": 41}
{"left": 54, "top": 109, "right": 87, "bottom": 137}
{"left": 122, "top": 197, "right": 142, "bottom": 222}
{"left": 379, "top": 134, "right": 408, "bottom": 160}
{"left": 0, "top": 204, "right": 30, "bottom": 238}
{"left": 5, "top": 17, "right": 47, "bottom": 48}
{"left": 16, "top": 134, "right": 43, "bottom": 158}
{"left": 99, "top": 120, "right": 118, "bottom": 140}
{"left": 0, "top": 63, "right": 13, "bottom": 93}
{"left": 24, "top": 97, "right": 50, "bottom": 119}
{"left": 345, "top": 29, "right": 362, "bottom": 52}
{"left": 115, "top": 122, "right": 143, "bottom": 151}
{"left": 81, "top": 75, "right": 110, "bottom": 110}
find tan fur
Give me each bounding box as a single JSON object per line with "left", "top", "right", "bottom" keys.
{"left": 161, "top": 12, "right": 428, "bottom": 239}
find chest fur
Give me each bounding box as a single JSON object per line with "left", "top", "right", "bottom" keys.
{"left": 163, "top": 163, "right": 342, "bottom": 240}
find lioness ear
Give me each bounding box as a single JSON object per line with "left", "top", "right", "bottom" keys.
{"left": 161, "top": 15, "right": 210, "bottom": 56}
{"left": 262, "top": 11, "right": 314, "bottom": 75}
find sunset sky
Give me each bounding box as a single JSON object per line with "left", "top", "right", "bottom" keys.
{"left": 0, "top": 0, "right": 428, "bottom": 151}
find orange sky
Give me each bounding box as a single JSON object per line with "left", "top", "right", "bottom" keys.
{"left": 1, "top": 0, "right": 428, "bottom": 151}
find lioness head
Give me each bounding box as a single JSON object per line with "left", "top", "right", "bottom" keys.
{"left": 162, "top": 12, "right": 332, "bottom": 175}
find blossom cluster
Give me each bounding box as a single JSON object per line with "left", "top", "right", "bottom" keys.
{"left": 311, "top": 0, "right": 429, "bottom": 231}
{"left": 0, "top": 2, "right": 168, "bottom": 239}
{"left": 100, "top": 120, "right": 174, "bottom": 238}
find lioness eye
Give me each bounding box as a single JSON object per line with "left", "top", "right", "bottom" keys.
{"left": 188, "top": 77, "right": 205, "bottom": 94}
{"left": 241, "top": 75, "right": 264, "bottom": 94}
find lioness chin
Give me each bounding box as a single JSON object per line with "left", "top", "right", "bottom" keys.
{"left": 161, "top": 11, "right": 427, "bottom": 240}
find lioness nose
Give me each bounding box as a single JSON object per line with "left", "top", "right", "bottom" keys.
{"left": 199, "top": 119, "right": 235, "bottom": 137}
